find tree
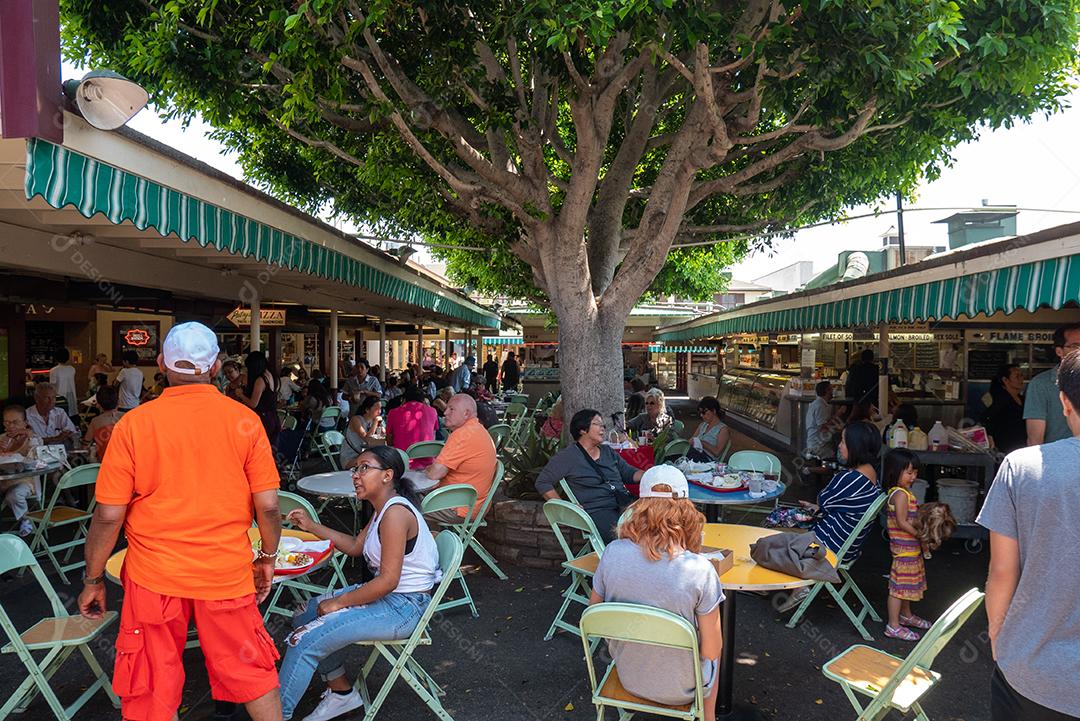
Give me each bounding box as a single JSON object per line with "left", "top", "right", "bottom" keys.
{"left": 62, "top": 0, "right": 1079, "bottom": 422}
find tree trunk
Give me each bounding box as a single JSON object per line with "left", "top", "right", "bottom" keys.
{"left": 551, "top": 303, "right": 628, "bottom": 434}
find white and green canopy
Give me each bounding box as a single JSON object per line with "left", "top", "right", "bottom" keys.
{"left": 24, "top": 138, "right": 500, "bottom": 329}
{"left": 482, "top": 336, "right": 524, "bottom": 345}
{"left": 658, "top": 229, "right": 1080, "bottom": 342}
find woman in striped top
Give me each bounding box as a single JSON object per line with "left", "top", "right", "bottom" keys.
{"left": 802, "top": 421, "right": 883, "bottom": 562}
{"left": 779, "top": 421, "right": 883, "bottom": 613}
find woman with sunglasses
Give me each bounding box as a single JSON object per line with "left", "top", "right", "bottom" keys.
{"left": 626, "top": 388, "right": 673, "bottom": 438}
{"left": 278, "top": 445, "right": 440, "bottom": 721}
{"left": 689, "top": 396, "right": 730, "bottom": 462}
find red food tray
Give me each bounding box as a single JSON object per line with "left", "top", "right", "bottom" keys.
{"left": 686, "top": 477, "right": 748, "bottom": 494}
{"left": 274, "top": 542, "right": 335, "bottom": 577}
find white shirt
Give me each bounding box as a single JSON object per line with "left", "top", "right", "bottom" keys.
{"left": 805, "top": 396, "right": 833, "bottom": 452}
{"left": 116, "top": 367, "right": 144, "bottom": 409}
{"left": 26, "top": 406, "right": 77, "bottom": 440}
{"left": 49, "top": 364, "right": 78, "bottom": 415}
{"left": 278, "top": 376, "right": 302, "bottom": 403}
{"left": 363, "top": 497, "right": 441, "bottom": 593}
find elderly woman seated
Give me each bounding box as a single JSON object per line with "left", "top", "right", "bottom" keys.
{"left": 626, "top": 388, "right": 673, "bottom": 437}
{"left": 535, "top": 409, "right": 644, "bottom": 543}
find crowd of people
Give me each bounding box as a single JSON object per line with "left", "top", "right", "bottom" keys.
{"left": 5, "top": 322, "right": 1078, "bottom": 721}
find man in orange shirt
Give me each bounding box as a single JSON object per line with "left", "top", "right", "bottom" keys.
{"left": 78, "top": 322, "right": 283, "bottom": 721}
{"left": 422, "top": 393, "right": 497, "bottom": 524}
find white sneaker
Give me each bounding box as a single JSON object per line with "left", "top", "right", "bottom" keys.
{"left": 17, "top": 519, "right": 33, "bottom": 537}
{"left": 301, "top": 689, "right": 364, "bottom": 721}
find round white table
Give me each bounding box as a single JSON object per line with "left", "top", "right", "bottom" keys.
{"left": 297, "top": 471, "right": 367, "bottom": 534}
{"left": 688, "top": 481, "right": 785, "bottom": 523}
{"left": 0, "top": 461, "right": 62, "bottom": 483}
{"left": 297, "top": 470, "right": 355, "bottom": 498}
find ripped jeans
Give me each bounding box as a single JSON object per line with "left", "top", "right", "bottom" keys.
{"left": 278, "top": 584, "right": 430, "bottom": 719}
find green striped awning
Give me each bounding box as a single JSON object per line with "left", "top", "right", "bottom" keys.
{"left": 657, "top": 253, "right": 1080, "bottom": 342}
{"left": 482, "top": 336, "right": 523, "bottom": 345}
{"left": 24, "top": 138, "right": 499, "bottom": 329}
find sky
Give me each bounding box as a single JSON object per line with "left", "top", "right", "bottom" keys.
{"left": 66, "top": 59, "right": 1080, "bottom": 285}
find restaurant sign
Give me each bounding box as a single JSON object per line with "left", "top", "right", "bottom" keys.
{"left": 965, "top": 329, "right": 1055, "bottom": 344}
{"left": 227, "top": 308, "right": 286, "bottom": 327}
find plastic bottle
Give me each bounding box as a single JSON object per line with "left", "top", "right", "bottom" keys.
{"left": 891, "top": 420, "right": 908, "bottom": 449}
{"left": 928, "top": 421, "right": 947, "bottom": 452}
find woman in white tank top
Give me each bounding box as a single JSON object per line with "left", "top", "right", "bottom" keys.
{"left": 278, "top": 445, "right": 440, "bottom": 721}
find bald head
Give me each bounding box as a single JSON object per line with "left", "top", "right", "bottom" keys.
{"left": 445, "top": 393, "right": 477, "bottom": 431}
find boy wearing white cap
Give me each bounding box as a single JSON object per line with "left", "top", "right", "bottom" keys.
{"left": 590, "top": 465, "right": 724, "bottom": 721}
{"left": 78, "top": 322, "right": 285, "bottom": 721}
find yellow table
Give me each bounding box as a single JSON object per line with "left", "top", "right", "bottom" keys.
{"left": 104, "top": 528, "right": 325, "bottom": 584}
{"left": 582, "top": 523, "right": 838, "bottom": 720}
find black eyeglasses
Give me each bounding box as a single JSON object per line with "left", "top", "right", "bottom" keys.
{"left": 352, "top": 463, "right": 387, "bottom": 475}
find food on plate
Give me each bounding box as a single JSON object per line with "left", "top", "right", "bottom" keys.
{"left": 278, "top": 552, "right": 313, "bottom": 568}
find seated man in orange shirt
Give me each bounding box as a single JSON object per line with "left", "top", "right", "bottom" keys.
{"left": 78, "top": 322, "right": 283, "bottom": 721}
{"left": 422, "top": 393, "right": 497, "bottom": 526}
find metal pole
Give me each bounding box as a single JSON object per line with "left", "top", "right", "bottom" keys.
{"left": 416, "top": 324, "right": 424, "bottom": 366}
{"left": 329, "top": 309, "right": 339, "bottom": 389}
{"left": 379, "top": 318, "right": 387, "bottom": 381}
{"left": 250, "top": 294, "right": 260, "bottom": 351}
{"left": 895, "top": 192, "right": 906, "bottom": 265}
{"left": 878, "top": 324, "right": 890, "bottom": 415}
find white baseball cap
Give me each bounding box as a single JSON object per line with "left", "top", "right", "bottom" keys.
{"left": 162, "top": 322, "right": 220, "bottom": 376}
{"left": 639, "top": 464, "right": 690, "bottom": 499}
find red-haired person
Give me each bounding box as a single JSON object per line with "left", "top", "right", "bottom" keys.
{"left": 589, "top": 465, "right": 723, "bottom": 721}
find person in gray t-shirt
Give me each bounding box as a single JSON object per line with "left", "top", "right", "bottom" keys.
{"left": 590, "top": 466, "right": 723, "bottom": 712}
{"left": 977, "top": 349, "right": 1080, "bottom": 720}
{"left": 1022, "top": 323, "right": 1080, "bottom": 446}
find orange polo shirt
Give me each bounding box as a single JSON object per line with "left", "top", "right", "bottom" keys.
{"left": 435, "top": 417, "right": 497, "bottom": 518}
{"left": 96, "top": 384, "right": 280, "bottom": 600}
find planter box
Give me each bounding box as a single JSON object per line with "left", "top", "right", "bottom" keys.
{"left": 476, "top": 495, "right": 586, "bottom": 571}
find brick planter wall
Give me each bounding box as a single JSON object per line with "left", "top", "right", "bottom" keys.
{"left": 475, "top": 496, "right": 585, "bottom": 570}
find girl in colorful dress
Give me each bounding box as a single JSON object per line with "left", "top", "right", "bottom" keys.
{"left": 884, "top": 448, "right": 930, "bottom": 640}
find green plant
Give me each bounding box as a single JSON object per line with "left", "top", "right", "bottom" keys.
{"left": 503, "top": 430, "right": 562, "bottom": 500}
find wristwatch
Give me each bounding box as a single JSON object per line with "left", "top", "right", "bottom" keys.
{"left": 82, "top": 573, "right": 105, "bottom": 585}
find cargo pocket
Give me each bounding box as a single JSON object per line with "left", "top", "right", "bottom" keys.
{"left": 247, "top": 621, "right": 281, "bottom": 670}
{"left": 113, "top": 626, "right": 150, "bottom": 698}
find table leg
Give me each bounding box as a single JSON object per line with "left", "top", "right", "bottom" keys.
{"left": 716, "top": 591, "right": 769, "bottom": 721}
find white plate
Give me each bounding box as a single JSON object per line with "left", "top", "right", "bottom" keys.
{"left": 276, "top": 552, "right": 314, "bottom": 571}
{"left": 279, "top": 536, "right": 304, "bottom": 552}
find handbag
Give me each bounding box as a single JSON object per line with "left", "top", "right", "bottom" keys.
{"left": 749, "top": 531, "right": 840, "bottom": 583}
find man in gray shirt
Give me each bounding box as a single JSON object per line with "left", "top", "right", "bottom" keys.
{"left": 977, "top": 348, "right": 1080, "bottom": 720}
{"left": 805, "top": 380, "right": 837, "bottom": 457}
{"left": 1023, "top": 323, "right": 1080, "bottom": 446}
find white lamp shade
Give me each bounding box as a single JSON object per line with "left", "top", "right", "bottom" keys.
{"left": 63, "top": 70, "right": 148, "bottom": 130}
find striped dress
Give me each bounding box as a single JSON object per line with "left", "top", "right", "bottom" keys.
{"left": 887, "top": 487, "right": 926, "bottom": 601}
{"left": 812, "top": 469, "right": 882, "bottom": 564}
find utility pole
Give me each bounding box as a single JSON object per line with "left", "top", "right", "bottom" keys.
{"left": 895, "top": 192, "right": 907, "bottom": 265}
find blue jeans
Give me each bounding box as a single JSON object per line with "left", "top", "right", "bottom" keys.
{"left": 278, "top": 585, "right": 430, "bottom": 719}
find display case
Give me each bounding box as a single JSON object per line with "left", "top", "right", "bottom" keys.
{"left": 717, "top": 367, "right": 798, "bottom": 442}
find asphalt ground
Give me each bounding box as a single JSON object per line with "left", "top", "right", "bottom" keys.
{"left": 0, "top": 397, "right": 995, "bottom": 720}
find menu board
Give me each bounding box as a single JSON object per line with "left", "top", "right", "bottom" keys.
{"left": 817, "top": 341, "right": 836, "bottom": 369}
{"left": 967, "top": 349, "right": 1009, "bottom": 380}
{"left": 27, "top": 322, "right": 64, "bottom": 369}
{"left": 891, "top": 343, "right": 915, "bottom": 370}
{"left": 915, "top": 343, "right": 939, "bottom": 369}
{"left": 112, "top": 321, "right": 161, "bottom": 366}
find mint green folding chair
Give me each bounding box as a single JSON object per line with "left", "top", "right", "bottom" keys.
{"left": 262, "top": 491, "right": 349, "bottom": 622}
{"left": 558, "top": 478, "right": 582, "bottom": 506}
{"left": 318, "top": 430, "right": 345, "bottom": 471}
{"left": 510, "top": 394, "right": 530, "bottom": 405}
{"left": 543, "top": 499, "right": 606, "bottom": 641}
{"left": 426, "top": 461, "right": 507, "bottom": 581}
{"left": 504, "top": 403, "right": 529, "bottom": 445}
{"left": 25, "top": 465, "right": 97, "bottom": 584}
{"left": 671, "top": 419, "right": 685, "bottom": 437}
{"left": 0, "top": 534, "right": 119, "bottom": 721}
{"left": 787, "top": 493, "right": 887, "bottom": 640}
{"left": 662, "top": 438, "right": 691, "bottom": 461}
{"left": 421, "top": 484, "right": 479, "bottom": 617}
{"left": 580, "top": 602, "right": 706, "bottom": 721}
{"left": 407, "top": 440, "right": 445, "bottom": 465}
{"left": 353, "top": 530, "right": 463, "bottom": 721}
{"left": 727, "top": 450, "right": 781, "bottom": 474}
{"left": 487, "top": 423, "right": 511, "bottom": 451}
{"left": 822, "top": 588, "right": 984, "bottom": 720}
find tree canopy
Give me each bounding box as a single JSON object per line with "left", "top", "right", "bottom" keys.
{"left": 61, "top": 0, "right": 1080, "bottom": 309}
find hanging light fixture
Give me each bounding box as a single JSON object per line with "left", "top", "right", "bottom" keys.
{"left": 62, "top": 70, "right": 148, "bottom": 130}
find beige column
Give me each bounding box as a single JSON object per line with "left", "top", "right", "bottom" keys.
{"left": 329, "top": 309, "right": 339, "bottom": 388}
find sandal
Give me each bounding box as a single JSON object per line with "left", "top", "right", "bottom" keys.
{"left": 900, "top": 614, "right": 932, "bottom": 630}
{"left": 884, "top": 624, "right": 921, "bottom": 641}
